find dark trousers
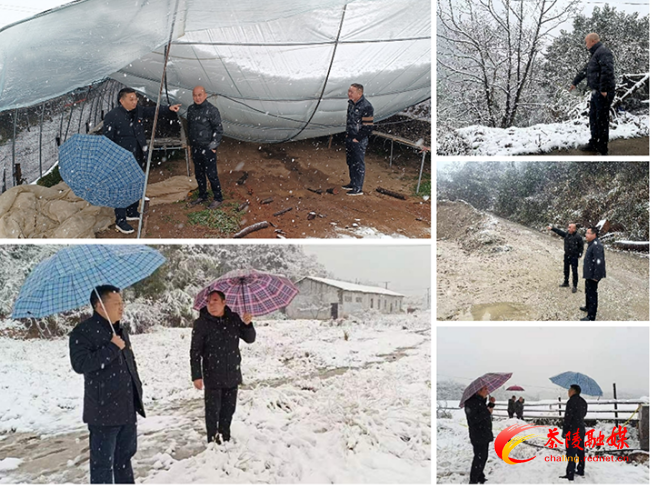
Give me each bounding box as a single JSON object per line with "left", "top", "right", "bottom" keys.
{"left": 566, "top": 437, "right": 586, "bottom": 477}
{"left": 192, "top": 147, "right": 223, "bottom": 201}
{"left": 589, "top": 91, "right": 615, "bottom": 153}
{"left": 470, "top": 442, "right": 489, "bottom": 484}
{"left": 88, "top": 423, "right": 137, "bottom": 484}
{"left": 585, "top": 279, "right": 599, "bottom": 319}
{"left": 115, "top": 201, "right": 140, "bottom": 225}
{"left": 204, "top": 386, "right": 238, "bottom": 443}
{"left": 508, "top": 411, "right": 514, "bottom": 419}
{"left": 563, "top": 255, "right": 579, "bottom": 288}
{"left": 345, "top": 137, "right": 368, "bottom": 191}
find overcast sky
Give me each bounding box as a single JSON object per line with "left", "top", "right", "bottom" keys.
{"left": 305, "top": 245, "right": 430, "bottom": 297}
{"left": 437, "top": 327, "right": 649, "bottom": 395}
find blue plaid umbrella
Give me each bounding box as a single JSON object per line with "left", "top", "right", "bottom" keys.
{"left": 59, "top": 134, "right": 145, "bottom": 208}
{"left": 12, "top": 245, "right": 165, "bottom": 319}
{"left": 549, "top": 371, "right": 603, "bottom": 397}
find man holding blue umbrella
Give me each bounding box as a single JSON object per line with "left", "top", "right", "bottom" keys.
{"left": 69, "top": 285, "right": 145, "bottom": 484}
{"left": 104, "top": 87, "right": 181, "bottom": 234}
{"left": 560, "top": 385, "right": 588, "bottom": 481}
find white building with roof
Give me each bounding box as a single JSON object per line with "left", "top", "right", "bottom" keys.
{"left": 286, "top": 276, "right": 405, "bottom": 320}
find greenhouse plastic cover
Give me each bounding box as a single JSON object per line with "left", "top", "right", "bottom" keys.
{"left": 0, "top": 0, "right": 431, "bottom": 142}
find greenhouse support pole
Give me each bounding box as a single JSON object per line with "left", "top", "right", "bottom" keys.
{"left": 137, "top": 0, "right": 180, "bottom": 239}
{"left": 416, "top": 150, "right": 426, "bottom": 194}
{"left": 11, "top": 109, "right": 17, "bottom": 186}
{"left": 39, "top": 104, "right": 45, "bottom": 178}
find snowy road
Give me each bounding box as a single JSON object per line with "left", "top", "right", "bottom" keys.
{"left": 0, "top": 313, "right": 431, "bottom": 483}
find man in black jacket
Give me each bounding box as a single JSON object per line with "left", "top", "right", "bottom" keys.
{"left": 464, "top": 386, "right": 495, "bottom": 484}
{"left": 190, "top": 290, "right": 256, "bottom": 444}
{"left": 343, "top": 83, "right": 374, "bottom": 196}
{"left": 103, "top": 88, "right": 181, "bottom": 234}
{"left": 547, "top": 223, "right": 584, "bottom": 293}
{"left": 580, "top": 227, "right": 607, "bottom": 321}
{"left": 187, "top": 86, "right": 224, "bottom": 210}
{"left": 570, "top": 33, "right": 616, "bottom": 155}
{"left": 69, "top": 285, "right": 144, "bottom": 484}
{"left": 560, "top": 384, "right": 588, "bottom": 480}
{"left": 507, "top": 396, "right": 516, "bottom": 418}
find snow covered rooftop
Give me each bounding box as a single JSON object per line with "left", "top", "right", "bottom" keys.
{"left": 300, "top": 277, "right": 404, "bottom": 297}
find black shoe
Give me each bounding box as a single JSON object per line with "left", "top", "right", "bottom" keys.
{"left": 578, "top": 143, "right": 596, "bottom": 152}
{"left": 126, "top": 212, "right": 140, "bottom": 221}
{"left": 560, "top": 474, "right": 574, "bottom": 481}
{"left": 580, "top": 316, "right": 595, "bottom": 321}
{"left": 559, "top": 283, "right": 570, "bottom": 288}
{"left": 115, "top": 221, "right": 135, "bottom": 234}
{"left": 190, "top": 197, "right": 208, "bottom": 206}
{"left": 347, "top": 189, "right": 363, "bottom": 196}
{"left": 342, "top": 184, "right": 354, "bottom": 190}
{"left": 575, "top": 471, "right": 584, "bottom": 477}
{"left": 208, "top": 200, "right": 224, "bottom": 210}
{"left": 597, "top": 147, "right": 609, "bottom": 156}
{"left": 572, "top": 287, "right": 577, "bottom": 293}
{"left": 579, "top": 306, "right": 588, "bottom": 312}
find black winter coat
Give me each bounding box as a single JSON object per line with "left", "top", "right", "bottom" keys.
{"left": 551, "top": 227, "right": 584, "bottom": 258}
{"left": 583, "top": 238, "right": 606, "bottom": 281}
{"left": 507, "top": 398, "right": 515, "bottom": 414}
{"left": 346, "top": 95, "right": 374, "bottom": 141}
{"left": 103, "top": 104, "right": 174, "bottom": 165}
{"left": 464, "top": 394, "right": 494, "bottom": 445}
{"left": 572, "top": 42, "right": 616, "bottom": 93}
{"left": 563, "top": 394, "right": 587, "bottom": 438}
{"left": 190, "top": 306, "right": 256, "bottom": 389}
{"left": 69, "top": 312, "right": 145, "bottom": 426}
{"left": 514, "top": 399, "right": 524, "bottom": 417}
{"left": 187, "top": 101, "right": 223, "bottom": 150}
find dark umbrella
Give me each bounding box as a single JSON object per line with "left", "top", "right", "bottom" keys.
{"left": 506, "top": 385, "right": 525, "bottom": 391}
{"left": 459, "top": 372, "right": 513, "bottom": 408}
{"left": 59, "top": 134, "right": 145, "bottom": 208}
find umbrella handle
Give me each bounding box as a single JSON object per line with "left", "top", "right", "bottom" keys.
{"left": 94, "top": 287, "right": 116, "bottom": 335}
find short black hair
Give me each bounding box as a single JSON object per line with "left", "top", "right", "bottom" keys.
{"left": 208, "top": 290, "right": 226, "bottom": 301}
{"left": 117, "top": 87, "right": 136, "bottom": 103}
{"left": 351, "top": 83, "right": 364, "bottom": 93}
{"left": 570, "top": 384, "right": 582, "bottom": 395}
{"left": 587, "top": 227, "right": 599, "bottom": 236}
{"left": 90, "top": 285, "right": 121, "bottom": 309}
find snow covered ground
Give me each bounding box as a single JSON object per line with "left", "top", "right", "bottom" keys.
{"left": 437, "top": 403, "right": 649, "bottom": 484}
{"left": 0, "top": 311, "right": 431, "bottom": 483}
{"left": 447, "top": 114, "right": 649, "bottom": 156}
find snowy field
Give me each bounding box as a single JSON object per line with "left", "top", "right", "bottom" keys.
{"left": 437, "top": 402, "right": 649, "bottom": 484}
{"left": 448, "top": 114, "right": 649, "bottom": 156}
{"left": 0, "top": 312, "right": 431, "bottom": 483}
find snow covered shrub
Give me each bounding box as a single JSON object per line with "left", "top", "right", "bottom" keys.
{"left": 122, "top": 301, "right": 165, "bottom": 334}
{"left": 160, "top": 289, "right": 196, "bottom": 328}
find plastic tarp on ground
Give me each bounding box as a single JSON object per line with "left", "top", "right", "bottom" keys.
{"left": 0, "top": 176, "right": 197, "bottom": 238}
{"left": 0, "top": 0, "right": 431, "bottom": 142}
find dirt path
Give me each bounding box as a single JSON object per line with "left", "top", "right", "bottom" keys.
{"left": 539, "top": 136, "right": 649, "bottom": 156}
{"left": 437, "top": 201, "right": 649, "bottom": 321}
{"left": 0, "top": 337, "right": 428, "bottom": 483}
{"left": 96, "top": 137, "right": 431, "bottom": 239}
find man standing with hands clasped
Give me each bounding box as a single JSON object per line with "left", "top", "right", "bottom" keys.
{"left": 69, "top": 285, "right": 144, "bottom": 484}
{"left": 570, "top": 33, "right": 616, "bottom": 155}
{"left": 580, "top": 226, "right": 606, "bottom": 321}
{"left": 343, "top": 83, "right": 374, "bottom": 196}
{"left": 190, "top": 291, "right": 256, "bottom": 444}
{"left": 187, "top": 86, "right": 225, "bottom": 210}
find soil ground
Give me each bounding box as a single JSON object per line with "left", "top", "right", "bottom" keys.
{"left": 436, "top": 201, "right": 649, "bottom": 321}
{"left": 97, "top": 135, "right": 431, "bottom": 239}
{"left": 537, "top": 136, "right": 649, "bottom": 156}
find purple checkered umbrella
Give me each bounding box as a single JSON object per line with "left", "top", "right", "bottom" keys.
{"left": 459, "top": 372, "right": 513, "bottom": 408}
{"left": 194, "top": 269, "right": 299, "bottom": 317}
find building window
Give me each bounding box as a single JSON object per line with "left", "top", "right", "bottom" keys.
{"left": 371, "top": 298, "right": 374, "bottom": 308}
{"left": 355, "top": 297, "right": 362, "bottom": 303}
{"left": 390, "top": 303, "right": 393, "bottom": 312}
{"left": 345, "top": 296, "right": 352, "bottom": 303}
{"left": 384, "top": 300, "right": 387, "bottom": 309}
